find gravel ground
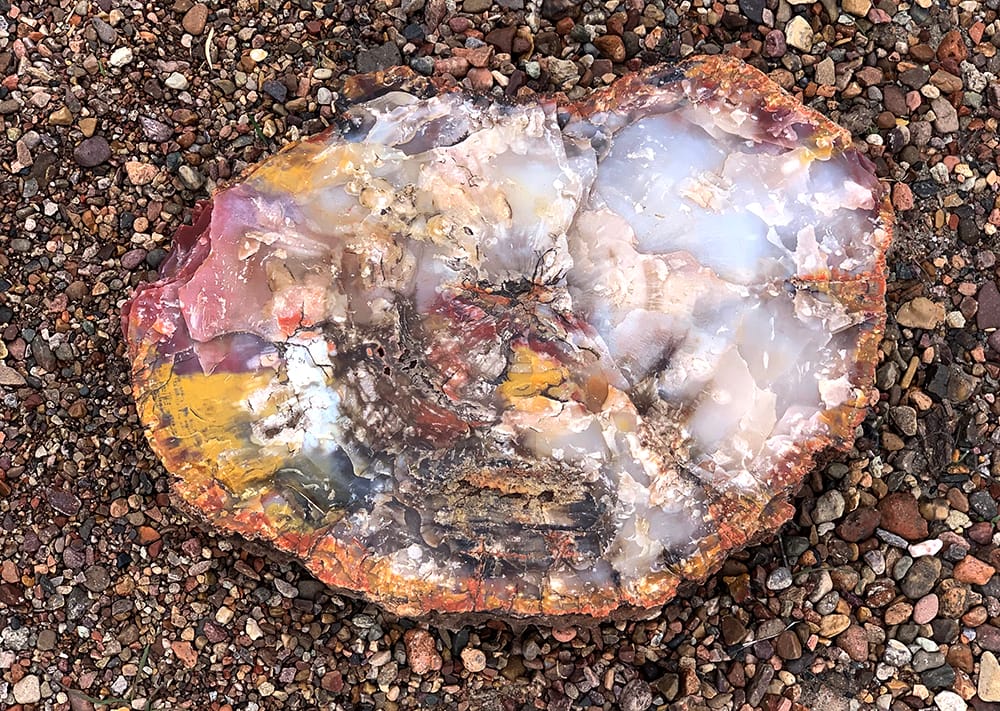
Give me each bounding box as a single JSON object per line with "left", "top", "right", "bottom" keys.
{"left": 2, "top": 0, "right": 1000, "bottom": 709}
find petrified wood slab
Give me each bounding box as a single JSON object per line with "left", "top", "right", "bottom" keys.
{"left": 122, "top": 55, "right": 892, "bottom": 619}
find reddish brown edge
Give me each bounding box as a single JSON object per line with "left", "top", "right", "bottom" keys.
{"left": 124, "top": 54, "right": 893, "bottom": 622}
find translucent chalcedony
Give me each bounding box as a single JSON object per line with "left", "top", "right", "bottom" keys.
{"left": 123, "top": 55, "right": 892, "bottom": 619}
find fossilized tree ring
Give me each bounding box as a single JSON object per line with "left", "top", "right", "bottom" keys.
{"left": 123, "top": 55, "right": 892, "bottom": 619}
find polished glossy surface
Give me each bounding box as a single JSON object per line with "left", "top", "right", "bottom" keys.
{"left": 123, "top": 55, "right": 892, "bottom": 619}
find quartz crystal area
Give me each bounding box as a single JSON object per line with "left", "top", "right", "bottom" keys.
{"left": 123, "top": 55, "right": 892, "bottom": 619}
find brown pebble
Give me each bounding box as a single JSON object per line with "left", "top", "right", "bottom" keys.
{"left": 877, "top": 492, "right": 928, "bottom": 541}
{"left": 404, "top": 629, "right": 442, "bottom": 675}
{"left": 936, "top": 29, "right": 968, "bottom": 63}
{"left": 182, "top": 3, "right": 209, "bottom": 35}
{"left": 594, "top": 35, "right": 626, "bottom": 62}
{"left": 892, "top": 183, "right": 914, "bottom": 211}
{"left": 953, "top": 556, "right": 996, "bottom": 585}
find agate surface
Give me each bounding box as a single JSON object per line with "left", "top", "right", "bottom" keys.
{"left": 123, "top": 55, "right": 892, "bottom": 619}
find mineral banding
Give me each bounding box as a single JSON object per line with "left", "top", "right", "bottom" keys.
{"left": 122, "top": 55, "right": 892, "bottom": 619}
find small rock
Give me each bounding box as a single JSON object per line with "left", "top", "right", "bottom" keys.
{"left": 879, "top": 492, "right": 928, "bottom": 541}
{"left": 931, "top": 96, "right": 959, "bottom": 134}
{"left": 140, "top": 116, "right": 173, "bottom": 142}
{"left": 836, "top": 624, "right": 868, "bottom": 661}
{"left": 934, "top": 690, "right": 967, "bottom": 711}
{"left": 883, "top": 639, "right": 912, "bottom": 667}
{"left": 819, "top": 613, "right": 850, "bottom": 638}
{"left": 46, "top": 488, "right": 81, "bottom": 516}
{"left": 172, "top": 640, "right": 198, "bottom": 668}
{"left": 619, "top": 679, "right": 652, "bottom": 711}
{"left": 721, "top": 616, "right": 747, "bottom": 645}
{"left": 357, "top": 42, "right": 403, "bottom": 73}
{"left": 73, "top": 137, "right": 111, "bottom": 167}
{"left": 461, "top": 647, "right": 487, "bottom": 672}
{"left": 775, "top": 630, "right": 802, "bottom": 660}
{"left": 896, "top": 297, "right": 945, "bottom": 329}
{"left": 889, "top": 406, "right": 918, "bottom": 437}
{"left": 83, "top": 565, "right": 111, "bottom": 592}
{"left": 182, "top": 3, "right": 209, "bottom": 35}
{"left": 901, "top": 556, "right": 942, "bottom": 599}
{"left": 936, "top": 29, "right": 968, "bottom": 63}
{"left": 92, "top": 17, "right": 118, "bottom": 44}
{"left": 594, "top": 35, "right": 626, "bottom": 62}
{"left": 979, "top": 651, "right": 1000, "bottom": 702}
{"left": 977, "top": 281, "right": 1000, "bottom": 330}
{"left": 165, "top": 72, "right": 189, "bottom": 90}
{"left": 767, "top": 566, "right": 792, "bottom": 591}
{"left": 814, "top": 490, "right": 845, "bottom": 523}
{"left": 913, "top": 594, "right": 939, "bottom": 624}
{"left": 178, "top": 165, "right": 205, "bottom": 190}
{"left": 125, "top": 161, "right": 158, "bottom": 186}
{"left": 49, "top": 106, "right": 74, "bottom": 126}
{"left": 837, "top": 507, "right": 881, "bottom": 542}
{"left": 784, "top": 16, "right": 813, "bottom": 52}
{"left": 13, "top": 675, "right": 41, "bottom": 704}
{"left": 79, "top": 117, "right": 98, "bottom": 137}
{"left": 108, "top": 47, "right": 133, "bottom": 68}
{"left": 814, "top": 57, "right": 835, "bottom": 86}
{"left": 842, "top": 0, "right": 871, "bottom": 15}
{"left": 953, "top": 556, "right": 995, "bottom": 585}
{"left": 404, "top": 629, "right": 442, "bottom": 675}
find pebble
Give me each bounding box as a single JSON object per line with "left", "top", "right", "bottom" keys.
{"left": 838, "top": 507, "right": 881, "bottom": 541}
{"left": 73, "top": 136, "right": 111, "bottom": 167}
{"left": 908, "top": 539, "right": 943, "bottom": 558}
{"left": 109, "top": 47, "right": 134, "bottom": 68}
{"left": 183, "top": 3, "right": 210, "bottom": 35}
{"left": 896, "top": 297, "right": 945, "bottom": 329}
{"left": 913, "top": 594, "right": 939, "bottom": 624}
{"left": 618, "top": 679, "right": 652, "bottom": 711}
{"left": 819, "top": 614, "right": 851, "bottom": 638}
{"left": 767, "top": 566, "right": 793, "bottom": 591}
{"left": 784, "top": 16, "right": 813, "bottom": 52}
{"left": 460, "top": 647, "right": 487, "bottom": 672}
{"left": 165, "top": 72, "right": 190, "bottom": 90}
{"left": 977, "top": 281, "right": 1000, "bottom": 330}
{"left": 901, "top": 556, "right": 942, "bottom": 599}
{"left": 953, "top": 556, "right": 995, "bottom": 585}
{"left": 934, "top": 690, "right": 967, "bottom": 711}
{"left": 883, "top": 639, "right": 912, "bottom": 667}
{"left": 404, "top": 629, "right": 442, "bottom": 674}
{"left": 878, "top": 492, "right": 928, "bottom": 541}
{"left": 13, "top": 675, "right": 41, "bottom": 704}
{"left": 125, "top": 161, "right": 159, "bottom": 186}
{"left": 980, "top": 651, "right": 1000, "bottom": 702}
{"left": 835, "top": 624, "right": 868, "bottom": 662}
{"left": 814, "top": 490, "right": 845, "bottom": 523}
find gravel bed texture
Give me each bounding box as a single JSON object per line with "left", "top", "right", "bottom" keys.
{"left": 2, "top": 0, "right": 1000, "bottom": 709}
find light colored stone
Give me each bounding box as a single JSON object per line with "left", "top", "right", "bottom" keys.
{"left": 980, "top": 651, "right": 1000, "bottom": 702}
{"left": 896, "top": 297, "right": 945, "bottom": 329}
{"left": 13, "top": 675, "right": 41, "bottom": 704}
{"left": 108, "top": 46, "right": 134, "bottom": 67}
{"left": 814, "top": 490, "right": 845, "bottom": 523}
{"left": 934, "top": 690, "right": 967, "bottom": 711}
{"left": 819, "top": 613, "right": 851, "bottom": 638}
{"left": 165, "top": 72, "right": 189, "bottom": 90}
{"left": 814, "top": 57, "right": 836, "bottom": 86}
{"left": 784, "top": 16, "right": 813, "bottom": 52}
{"left": 125, "top": 161, "right": 158, "bottom": 186}
{"left": 842, "top": 0, "right": 872, "bottom": 15}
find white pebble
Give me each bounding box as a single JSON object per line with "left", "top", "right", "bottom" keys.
{"left": 109, "top": 46, "right": 133, "bottom": 67}
{"left": 165, "top": 72, "right": 189, "bottom": 90}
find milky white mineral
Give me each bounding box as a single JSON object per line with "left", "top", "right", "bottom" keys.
{"left": 123, "top": 56, "right": 892, "bottom": 619}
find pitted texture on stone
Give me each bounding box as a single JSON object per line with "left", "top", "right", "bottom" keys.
{"left": 123, "top": 55, "right": 891, "bottom": 619}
